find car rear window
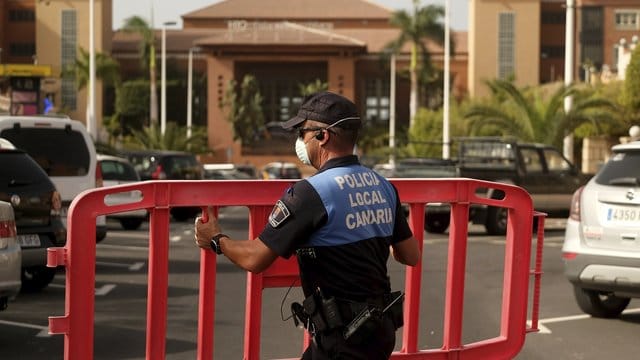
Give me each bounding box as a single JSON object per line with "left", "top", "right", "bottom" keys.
{"left": 101, "top": 160, "right": 139, "bottom": 181}
{"left": 0, "top": 151, "right": 49, "bottom": 183}
{"left": 163, "top": 155, "right": 202, "bottom": 179}
{"left": 595, "top": 151, "right": 640, "bottom": 186}
{"left": 0, "top": 127, "right": 90, "bottom": 177}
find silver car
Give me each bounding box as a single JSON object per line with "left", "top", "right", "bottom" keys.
{"left": 0, "top": 201, "right": 22, "bottom": 311}
{"left": 562, "top": 140, "right": 640, "bottom": 318}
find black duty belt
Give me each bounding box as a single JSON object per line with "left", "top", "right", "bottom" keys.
{"left": 291, "top": 290, "right": 404, "bottom": 341}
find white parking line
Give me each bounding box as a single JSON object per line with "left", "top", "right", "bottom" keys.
{"left": 529, "top": 307, "right": 640, "bottom": 334}
{"left": 97, "top": 244, "right": 148, "bottom": 251}
{"left": 47, "top": 283, "right": 117, "bottom": 296}
{"left": 95, "top": 284, "right": 116, "bottom": 296}
{"left": 0, "top": 319, "right": 51, "bottom": 337}
{"left": 96, "top": 260, "right": 145, "bottom": 271}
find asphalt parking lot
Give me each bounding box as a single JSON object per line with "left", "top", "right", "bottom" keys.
{"left": 1, "top": 213, "right": 639, "bottom": 359}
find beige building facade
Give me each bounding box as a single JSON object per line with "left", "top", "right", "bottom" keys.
{"left": 35, "top": 0, "right": 112, "bottom": 130}
{"left": 469, "top": 0, "right": 542, "bottom": 98}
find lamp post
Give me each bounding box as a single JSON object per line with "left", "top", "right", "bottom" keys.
{"left": 563, "top": 0, "right": 575, "bottom": 163}
{"left": 442, "top": 0, "right": 451, "bottom": 159}
{"left": 187, "top": 46, "right": 201, "bottom": 139}
{"left": 87, "top": 0, "right": 96, "bottom": 140}
{"left": 161, "top": 21, "right": 177, "bottom": 136}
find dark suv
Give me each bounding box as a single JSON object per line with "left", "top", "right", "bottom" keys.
{"left": 120, "top": 150, "right": 204, "bottom": 221}
{"left": 0, "top": 139, "right": 66, "bottom": 292}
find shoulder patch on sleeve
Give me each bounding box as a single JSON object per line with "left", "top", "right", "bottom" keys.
{"left": 269, "top": 200, "right": 291, "bottom": 228}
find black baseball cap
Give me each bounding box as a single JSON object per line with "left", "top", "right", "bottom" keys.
{"left": 282, "top": 91, "right": 360, "bottom": 130}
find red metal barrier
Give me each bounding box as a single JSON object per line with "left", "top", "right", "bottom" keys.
{"left": 47, "top": 178, "right": 544, "bottom": 360}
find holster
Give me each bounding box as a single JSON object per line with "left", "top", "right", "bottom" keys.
{"left": 291, "top": 290, "right": 405, "bottom": 343}
{"left": 292, "top": 289, "right": 344, "bottom": 334}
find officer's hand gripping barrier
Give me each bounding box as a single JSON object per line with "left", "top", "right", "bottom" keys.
{"left": 47, "top": 178, "right": 545, "bottom": 359}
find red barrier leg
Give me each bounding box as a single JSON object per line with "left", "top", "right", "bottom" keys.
{"left": 442, "top": 201, "right": 470, "bottom": 351}
{"left": 146, "top": 204, "right": 170, "bottom": 359}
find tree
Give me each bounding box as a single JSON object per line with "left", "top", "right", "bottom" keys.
{"left": 621, "top": 44, "right": 640, "bottom": 123}
{"left": 61, "top": 47, "right": 120, "bottom": 90}
{"left": 220, "top": 75, "right": 265, "bottom": 145}
{"left": 463, "top": 79, "right": 621, "bottom": 149}
{"left": 298, "top": 79, "right": 328, "bottom": 96}
{"left": 385, "top": 0, "right": 446, "bottom": 128}
{"left": 121, "top": 16, "right": 158, "bottom": 126}
{"left": 123, "top": 122, "right": 210, "bottom": 154}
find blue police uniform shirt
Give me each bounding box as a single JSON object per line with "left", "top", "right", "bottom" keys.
{"left": 259, "top": 155, "right": 413, "bottom": 300}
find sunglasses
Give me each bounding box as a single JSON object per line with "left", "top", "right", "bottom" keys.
{"left": 297, "top": 127, "right": 325, "bottom": 139}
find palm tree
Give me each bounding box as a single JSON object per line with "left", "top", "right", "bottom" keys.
{"left": 121, "top": 16, "right": 158, "bottom": 126}
{"left": 123, "top": 122, "right": 210, "bottom": 154}
{"left": 62, "top": 47, "right": 121, "bottom": 90}
{"left": 464, "top": 79, "right": 621, "bottom": 148}
{"left": 385, "top": 0, "right": 446, "bottom": 128}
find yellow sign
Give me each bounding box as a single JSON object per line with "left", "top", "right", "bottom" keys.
{"left": 0, "top": 64, "right": 52, "bottom": 77}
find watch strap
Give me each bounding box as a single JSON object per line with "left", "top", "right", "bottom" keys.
{"left": 210, "top": 233, "right": 228, "bottom": 255}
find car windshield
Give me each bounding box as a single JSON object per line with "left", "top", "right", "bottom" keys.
{"left": 594, "top": 151, "right": 640, "bottom": 186}
{"left": 101, "top": 160, "right": 139, "bottom": 181}
{"left": 0, "top": 127, "right": 90, "bottom": 176}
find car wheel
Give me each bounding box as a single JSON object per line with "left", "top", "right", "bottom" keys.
{"left": 485, "top": 206, "right": 507, "bottom": 235}
{"left": 96, "top": 228, "right": 107, "bottom": 243}
{"left": 171, "top": 207, "right": 200, "bottom": 222}
{"left": 21, "top": 266, "right": 57, "bottom": 293}
{"left": 425, "top": 213, "right": 450, "bottom": 234}
{"left": 573, "top": 285, "right": 630, "bottom": 318}
{"left": 120, "top": 218, "right": 143, "bottom": 230}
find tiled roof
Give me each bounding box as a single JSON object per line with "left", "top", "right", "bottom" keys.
{"left": 183, "top": 0, "right": 392, "bottom": 20}
{"left": 112, "top": 29, "right": 221, "bottom": 53}
{"left": 194, "top": 21, "right": 366, "bottom": 48}
{"left": 111, "top": 26, "right": 468, "bottom": 56}
{"left": 334, "top": 29, "right": 468, "bottom": 54}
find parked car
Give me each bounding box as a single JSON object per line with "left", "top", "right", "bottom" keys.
{"left": 98, "top": 154, "right": 147, "bottom": 230}
{"left": 261, "top": 161, "right": 301, "bottom": 179}
{"left": 0, "top": 115, "right": 107, "bottom": 242}
{"left": 562, "top": 140, "right": 640, "bottom": 318}
{"left": 120, "top": 150, "right": 204, "bottom": 221}
{"left": 235, "top": 164, "right": 259, "bottom": 179}
{"left": 0, "top": 138, "right": 65, "bottom": 292}
{"left": 0, "top": 201, "right": 22, "bottom": 309}
{"left": 203, "top": 163, "right": 253, "bottom": 180}
{"left": 373, "top": 158, "right": 459, "bottom": 233}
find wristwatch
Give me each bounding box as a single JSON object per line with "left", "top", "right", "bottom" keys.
{"left": 210, "top": 233, "right": 228, "bottom": 255}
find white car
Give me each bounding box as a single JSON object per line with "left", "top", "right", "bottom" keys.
{"left": 562, "top": 140, "right": 640, "bottom": 318}
{"left": 0, "top": 201, "right": 22, "bottom": 310}
{"left": 0, "top": 116, "right": 107, "bottom": 242}
{"left": 98, "top": 154, "right": 147, "bottom": 230}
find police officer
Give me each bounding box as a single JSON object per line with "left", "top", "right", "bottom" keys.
{"left": 195, "top": 91, "right": 420, "bottom": 359}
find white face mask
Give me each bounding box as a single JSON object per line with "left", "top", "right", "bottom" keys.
{"left": 295, "top": 137, "right": 311, "bottom": 165}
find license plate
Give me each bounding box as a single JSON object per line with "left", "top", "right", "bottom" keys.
{"left": 17, "top": 234, "right": 41, "bottom": 247}
{"left": 604, "top": 206, "right": 640, "bottom": 225}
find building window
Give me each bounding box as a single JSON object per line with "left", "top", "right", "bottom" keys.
{"left": 363, "top": 78, "right": 389, "bottom": 123}
{"left": 498, "top": 12, "right": 515, "bottom": 80}
{"left": 615, "top": 10, "right": 640, "bottom": 30}
{"left": 9, "top": 9, "right": 35, "bottom": 22}
{"left": 61, "top": 10, "right": 77, "bottom": 110}
{"left": 9, "top": 42, "right": 35, "bottom": 57}
{"left": 540, "top": 46, "right": 565, "bottom": 59}
{"left": 541, "top": 11, "right": 565, "bottom": 25}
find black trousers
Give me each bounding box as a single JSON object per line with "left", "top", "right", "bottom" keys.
{"left": 301, "top": 316, "right": 396, "bottom": 360}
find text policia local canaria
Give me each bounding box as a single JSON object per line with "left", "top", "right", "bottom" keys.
{"left": 334, "top": 172, "right": 393, "bottom": 230}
